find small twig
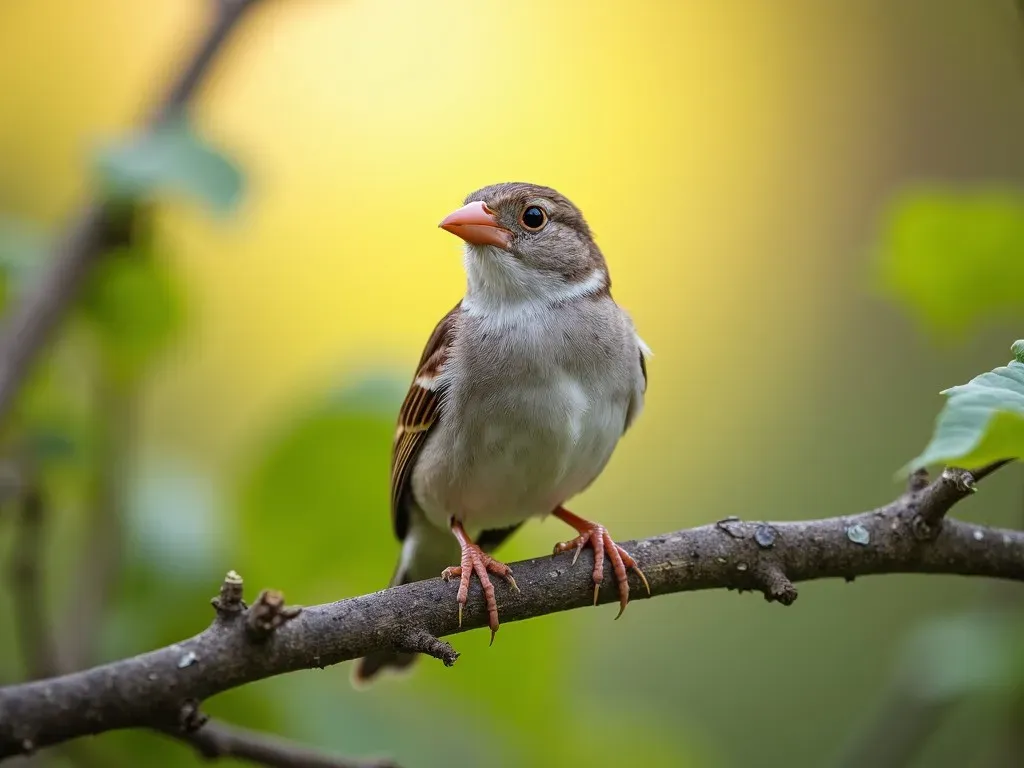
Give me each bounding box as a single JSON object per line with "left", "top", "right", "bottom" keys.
{"left": 57, "top": 373, "right": 133, "bottom": 671}
{"left": 910, "top": 459, "right": 1011, "bottom": 538}
{"left": 394, "top": 629, "right": 460, "bottom": 667}
{"left": 753, "top": 564, "right": 798, "bottom": 605}
{"left": 211, "top": 569, "right": 247, "bottom": 617}
{"left": 0, "top": 0, "right": 266, "bottom": 424}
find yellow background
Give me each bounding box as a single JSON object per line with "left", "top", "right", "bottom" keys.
{"left": 1, "top": 1, "right": 1022, "bottom": 767}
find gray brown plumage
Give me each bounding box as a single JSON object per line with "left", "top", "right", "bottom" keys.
{"left": 353, "top": 183, "right": 650, "bottom": 685}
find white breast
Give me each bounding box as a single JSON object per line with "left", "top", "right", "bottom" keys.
{"left": 411, "top": 333, "right": 631, "bottom": 536}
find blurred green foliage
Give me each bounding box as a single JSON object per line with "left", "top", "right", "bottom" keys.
{"left": 1, "top": 76, "right": 1023, "bottom": 768}
{"left": 79, "top": 245, "right": 184, "bottom": 386}
{"left": 876, "top": 189, "right": 1024, "bottom": 339}
{"left": 93, "top": 114, "right": 244, "bottom": 216}
{"left": 879, "top": 189, "right": 1024, "bottom": 474}
{"left": 900, "top": 611, "right": 1024, "bottom": 703}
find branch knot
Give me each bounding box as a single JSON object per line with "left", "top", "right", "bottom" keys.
{"left": 245, "top": 589, "right": 301, "bottom": 642}
{"left": 754, "top": 564, "right": 798, "bottom": 605}
{"left": 211, "top": 569, "right": 247, "bottom": 618}
{"left": 394, "top": 629, "right": 460, "bottom": 667}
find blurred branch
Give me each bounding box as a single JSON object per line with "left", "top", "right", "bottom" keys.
{"left": 831, "top": 463, "right": 1022, "bottom": 768}
{"left": 830, "top": 675, "right": 956, "bottom": 768}
{"left": 0, "top": 0, "right": 264, "bottom": 424}
{"left": 3, "top": 474, "right": 382, "bottom": 767}
{"left": 56, "top": 377, "right": 133, "bottom": 671}
{"left": 164, "top": 706, "right": 397, "bottom": 768}
{"left": 1, "top": 461, "right": 1022, "bottom": 760}
{"left": 6, "top": 477, "right": 61, "bottom": 681}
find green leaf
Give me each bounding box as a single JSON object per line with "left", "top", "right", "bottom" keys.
{"left": 235, "top": 381, "right": 398, "bottom": 602}
{"left": 875, "top": 188, "right": 1024, "bottom": 337}
{"left": 904, "top": 341, "right": 1024, "bottom": 472}
{"left": 93, "top": 114, "right": 244, "bottom": 215}
{"left": 78, "top": 249, "right": 184, "bottom": 384}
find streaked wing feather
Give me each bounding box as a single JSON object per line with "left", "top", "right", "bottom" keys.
{"left": 390, "top": 302, "right": 461, "bottom": 540}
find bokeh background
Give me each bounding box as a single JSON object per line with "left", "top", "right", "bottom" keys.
{"left": 1, "top": 1, "right": 1023, "bottom": 766}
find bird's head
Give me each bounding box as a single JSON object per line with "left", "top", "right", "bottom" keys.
{"left": 439, "top": 182, "right": 609, "bottom": 310}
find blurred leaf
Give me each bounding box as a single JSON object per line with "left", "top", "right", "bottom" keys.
{"left": 8, "top": 350, "right": 97, "bottom": 488}
{"left": 93, "top": 115, "right": 244, "bottom": 215}
{"left": 78, "top": 248, "right": 184, "bottom": 384}
{"left": 901, "top": 612, "right": 1024, "bottom": 702}
{"left": 236, "top": 378, "right": 399, "bottom": 601}
{"left": 123, "top": 456, "right": 226, "bottom": 580}
{"left": 875, "top": 189, "right": 1024, "bottom": 337}
{"left": 904, "top": 341, "right": 1024, "bottom": 472}
{"left": 0, "top": 215, "right": 49, "bottom": 312}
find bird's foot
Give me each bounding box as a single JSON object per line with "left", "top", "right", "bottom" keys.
{"left": 441, "top": 540, "right": 518, "bottom": 645}
{"left": 552, "top": 506, "right": 650, "bottom": 619}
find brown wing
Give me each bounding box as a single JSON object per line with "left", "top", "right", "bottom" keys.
{"left": 390, "top": 302, "right": 461, "bottom": 541}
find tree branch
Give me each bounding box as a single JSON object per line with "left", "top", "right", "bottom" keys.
{"left": 830, "top": 462, "right": 1022, "bottom": 767}
{"left": 0, "top": 0, "right": 265, "bottom": 424}
{"left": 910, "top": 460, "right": 1014, "bottom": 537}
{"left": 163, "top": 702, "right": 396, "bottom": 768}
{"left": 57, "top": 372, "right": 133, "bottom": 671}
{"left": 1, "top": 463, "right": 1020, "bottom": 760}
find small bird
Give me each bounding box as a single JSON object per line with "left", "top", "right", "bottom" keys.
{"left": 352, "top": 182, "right": 650, "bottom": 684}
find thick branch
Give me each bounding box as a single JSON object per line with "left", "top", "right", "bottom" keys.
{"left": 1, "top": 467, "right": 1021, "bottom": 759}
{"left": 0, "top": 0, "right": 264, "bottom": 423}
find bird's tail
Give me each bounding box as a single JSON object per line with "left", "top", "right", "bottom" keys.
{"left": 350, "top": 518, "right": 458, "bottom": 687}
{"left": 349, "top": 565, "right": 419, "bottom": 687}
{"left": 350, "top": 644, "right": 418, "bottom": 686}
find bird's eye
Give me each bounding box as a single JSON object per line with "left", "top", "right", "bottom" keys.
{"left": 520, "top": 206, "right": 547, "bottom": 231}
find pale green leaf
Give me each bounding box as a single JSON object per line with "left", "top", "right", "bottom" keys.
{"left": 236, "top": 381, "right": 398, "bottom": 601}
{"left": 875, "top": 188, "right": 1024, "bottom": 337}
{"left": 93, "top": 114, "right": 244, "bottom": 215}
{"left": 904, "top": 341, "right": 1024, "bottom": 472}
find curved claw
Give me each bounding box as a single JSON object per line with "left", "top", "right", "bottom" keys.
{"left": 441, "top": 533, "right": 516, "bottom": 642}
{"left": 634, "top": 565, "right": 651, "bottom": 596}
{"left": 552, "top": 508, "right": 647, "bottom": 620}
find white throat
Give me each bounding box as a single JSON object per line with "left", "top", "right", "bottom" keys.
{"left": 461, "top": 244, "right": 607, "bottom": 323}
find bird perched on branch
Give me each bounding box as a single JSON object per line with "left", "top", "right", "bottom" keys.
{"left": 353, "top": 182, "right": 651, "bottom": 684}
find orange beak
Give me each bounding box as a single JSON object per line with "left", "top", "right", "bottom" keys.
{"left": 438, "top": 201, "right": 513, "bottom": 249}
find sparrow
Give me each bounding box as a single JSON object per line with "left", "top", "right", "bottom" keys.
{"left": 352, "top": 182, "right": 650, "bottom": 684}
